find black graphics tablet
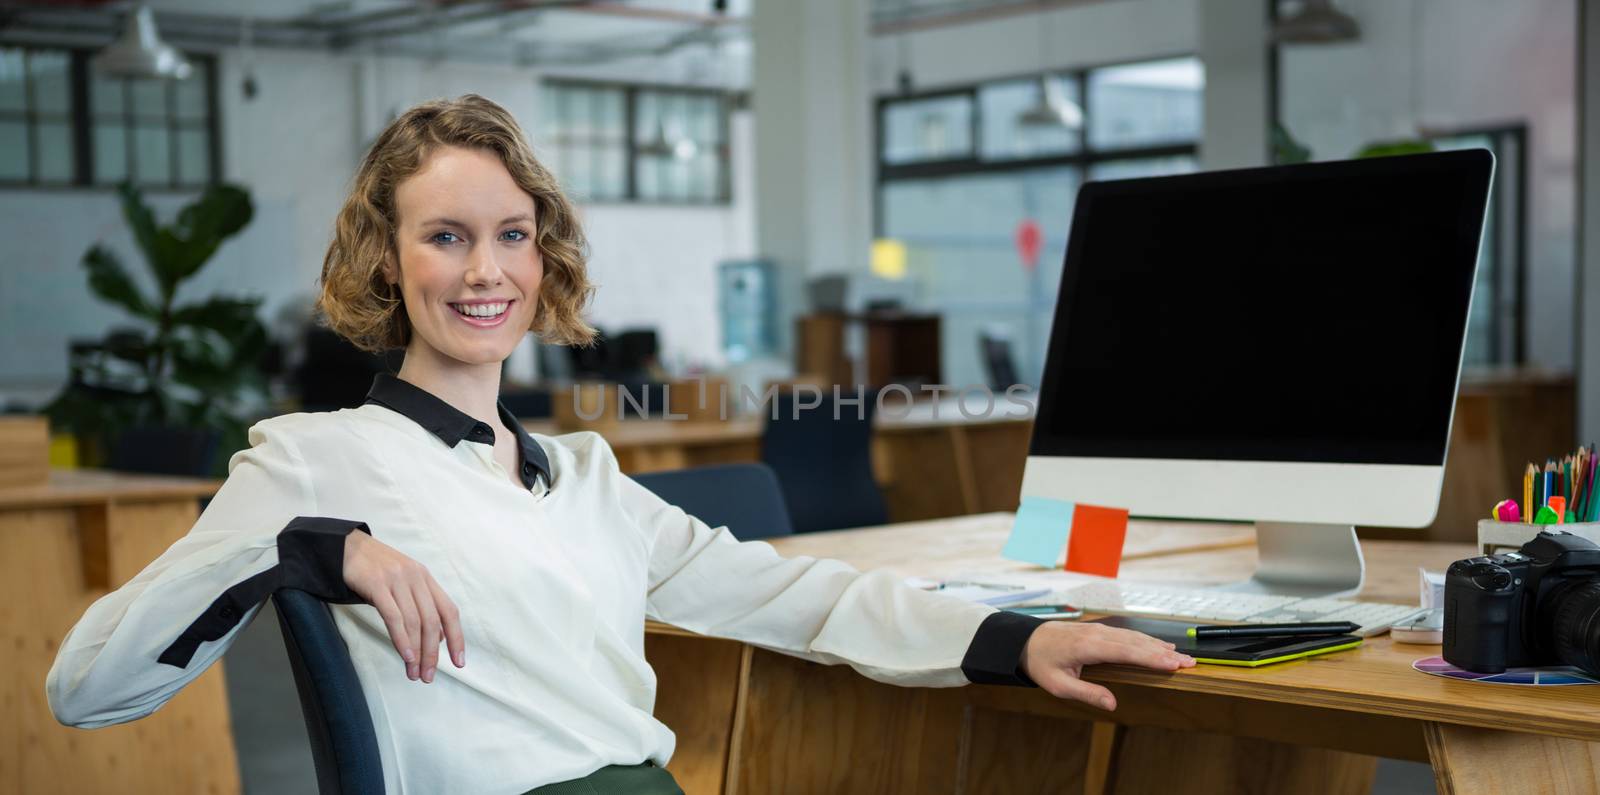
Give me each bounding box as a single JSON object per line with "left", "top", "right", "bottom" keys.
{"left": 1092, "top": 616, "right": 1362, "bottom": 667}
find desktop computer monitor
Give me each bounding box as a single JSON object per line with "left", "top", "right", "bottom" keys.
{"left": 1024, "top": 150, "right": 1495, "bottom": 596}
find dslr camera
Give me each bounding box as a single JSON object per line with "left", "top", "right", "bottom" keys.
{"left": 1443, "top": 529, "right": 1600, "bottom": 675}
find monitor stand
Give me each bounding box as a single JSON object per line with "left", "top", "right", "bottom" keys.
{"left": 1216, "top": 522, "right": 1365, "bottom": 599}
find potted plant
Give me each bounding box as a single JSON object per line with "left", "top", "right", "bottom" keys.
{"left": 45, "top": 182, "right": 269, "bottom": 477}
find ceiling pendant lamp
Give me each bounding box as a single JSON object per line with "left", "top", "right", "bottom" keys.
{"left": 1017, "top": 74, "right": 1083, "bottom": 130}
{"left": 1273, "top": 0, "right": 1361, "bottom": 45}
{"left": 94, "top": 5, "right": 193, "bottom": 80}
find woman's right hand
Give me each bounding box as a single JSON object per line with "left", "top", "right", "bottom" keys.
{"left": 343, "top": 530, "right": 465, "bottom": 683}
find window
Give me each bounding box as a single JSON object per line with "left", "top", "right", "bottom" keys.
{"left": 634, "top": 88, "right": 726, "bottom": 203}
{"left": 90, "top": 63, "right": 216, "bottom": 188}
{"left": 540, "top": 80, "right": 730, "bottom": 204}
{"left": 876, "top": 56, "right": 1203, "bottom": 389}
{"left": 1086, "top": 57, "right": 1203, "bottom": 150}
{"left": 978, "top": 77, "right": 1079, "bottom": 161}
{"left": 0, "top": 47, "right": 75, "bottom": 185}
{"left": 882, "top": 92, "right": 973, "bottom": 164}
{"left": 540, "top": 82, "right": 627, "bottom": 202}
{"left": 0, "top": 44, "right": 218, "bottom": 190}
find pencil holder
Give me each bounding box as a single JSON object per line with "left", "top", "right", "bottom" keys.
{"left": 1478, "top": 520, "right": 1600, "bottom": 555}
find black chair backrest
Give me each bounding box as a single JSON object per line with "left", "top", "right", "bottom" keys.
{"left": 298, "top": 327, "right": 400, "bottom": 413}
{"left": 760, "top": 391, "right": 888, "bottom": 534}
{"left": 107, "top": 426, "right": 220, "bottom": 477}
{"left": 499, "top": 389, "right": 553, "bottom": 420}
{"left": 979, "top": 333, "right": 1020, "bottom": 393}
{"left": 272, "top": 589, "right": 385, "bottom": 795}
{"left": 632, "top": 463, "right": 795, "bottom": 541}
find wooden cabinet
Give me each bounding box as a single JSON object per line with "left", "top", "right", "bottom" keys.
{"left": 796, "top": 311, "right": 942, "bottom": 389}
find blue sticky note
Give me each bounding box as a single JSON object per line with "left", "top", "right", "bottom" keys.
{"left": 1002, "top": 496, "right": 1075, "bottom": 568}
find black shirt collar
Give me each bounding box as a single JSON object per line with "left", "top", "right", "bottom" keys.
{"left": 364, "top": 373, "right": 551, "bottom": 489}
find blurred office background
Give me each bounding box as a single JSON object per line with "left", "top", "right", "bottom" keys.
{"left": 1, "top": 1, "right": 1597, "bottom": 793}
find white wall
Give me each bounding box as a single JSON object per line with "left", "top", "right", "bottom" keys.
{"left": 0, "top": 44, "right": 753, "bottom": 407}
{"left": 752, "top": 0, "right": 877, "bottom": 361}
{"left": 1280, "top": 0, "right": 1579, "bottom": 369}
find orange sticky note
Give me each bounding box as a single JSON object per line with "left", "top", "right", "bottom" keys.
{"left": 1064, "top": 504, "right": 1130, "bottom": 578}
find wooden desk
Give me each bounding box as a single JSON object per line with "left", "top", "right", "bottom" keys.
{"left": 524, "top": 394, "right": 1036, "bottom": 523}
{"left": 2, "top": 469, "right": 237, "bottom": 795}
{"left": 644, "top": 515, "right": 1600, "bottom": 795}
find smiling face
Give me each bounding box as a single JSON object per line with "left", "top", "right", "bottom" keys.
{"left": 384, "top": 145, "right": 543, "bottom": 371}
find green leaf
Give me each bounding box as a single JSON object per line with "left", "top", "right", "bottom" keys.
{"left": 1272, "top": 123, "right": 1313, "bottom": 165}
{"left": 116, "top": 182, "right": 187, "bottom": 297}
{"left": 171, "top": 296, "right": 263, "bottom": 336}
{"left": 101, "top": 328, "right": 152, "bottom": 365}
{"left": 1354, "top": 139, "right": 1436, "bottom": 159}
{"left": 83, "top": 245, "right": 156, "bottom": 319}
{"left": 117, "top": 182, "right": 159, "bottom": 260}
{"left": 168, "top": 184, "right": 254, "bottom": 283}
{"left": 169, "top": 332, "right": 250, "bottom": 396}
{"left": 177, "top": 184, "right": 253, "bottom": 243}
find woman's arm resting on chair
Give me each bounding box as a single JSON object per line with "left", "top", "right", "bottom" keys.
{"left": 45, "top": 422, "right": 372, "bottom": 728}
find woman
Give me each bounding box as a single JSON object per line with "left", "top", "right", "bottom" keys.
{"left": 47, "top": 94, "right": 1193, "bottom": 794}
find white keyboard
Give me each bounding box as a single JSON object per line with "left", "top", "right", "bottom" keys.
{"left": 1061, "top": 581, "right": 1425, "bottom": 637}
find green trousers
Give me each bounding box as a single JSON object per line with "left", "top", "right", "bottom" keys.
{"left": 523, "top": 762, "right": 683, "bottom": 795}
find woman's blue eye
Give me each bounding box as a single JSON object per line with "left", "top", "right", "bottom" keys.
{"left": 431, "top": 231, "right": 461, "bottom": 244}
{"left": 502, "top": 229, "right": 528, "bottom": 242}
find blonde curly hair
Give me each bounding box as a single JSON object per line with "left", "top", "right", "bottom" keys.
{"left": 318, "top": 94, "right": 595, "bottom": 352}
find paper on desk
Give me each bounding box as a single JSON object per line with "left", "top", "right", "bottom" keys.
{"left": 1002, "top": 496, "right": 1075, "bottom": 567}
{"left": 943, "top": 569, "right": 1110, "bottom": 605}
{"left": 929, "top": 584, "right": 1053, "bottom": 606}
{"left": 1420, "top": 568, "right": 1447, "bottom": 608}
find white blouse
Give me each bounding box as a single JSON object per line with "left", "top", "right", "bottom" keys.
{"left": 46, "top": 375, "right": 1040, "bottom": 794}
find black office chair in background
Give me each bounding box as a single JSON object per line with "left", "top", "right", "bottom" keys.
{"left": 978, "top": 331, "right": 1021, "bottom": 393}
{"left": 632, "top": 463, "right": 795, "bottom": 541}
{"left": 106, "top": 425, "right": 220, "bottom": 478}
{"left": 298, "top": 327, "right": 403, "bottom": 413}
{"left": 760, "top": 391, "right": 887, "bottom": 534}
{"left": 272, "top": 589, "right": 385, "bottom": 795}
{"left": 498, "top": 389, "right": 553, "bottom": 420}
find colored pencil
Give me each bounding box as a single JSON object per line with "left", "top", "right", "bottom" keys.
{"left": 1525, "top": 463, "right": 1537, "bottom": 523}
{"left": 1589, "top": 448, "right": 1599, "bottom": 521}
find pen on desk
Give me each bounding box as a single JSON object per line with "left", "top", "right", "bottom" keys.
{"left": 935, "top": 580, "right": 1026, "bottom": 591}
{"left": 1187, "top": 622, "right": 1361, "bottom": 639}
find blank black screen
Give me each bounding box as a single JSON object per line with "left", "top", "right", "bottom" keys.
{"left": 1031, "top": 150, "right": 1493, "bottom": 466}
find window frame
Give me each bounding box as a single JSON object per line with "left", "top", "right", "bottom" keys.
{"left": 874, "top": 53, "right": 1203, "bottom": 236}
{"left": 0, "top": 44, "right": 219, "bottom": 192}
{"left": 1425, "top": 124, "right": 1528, "bottom": 366}
{"left": 540, "top": 77, "right": 733, "bottom": 206}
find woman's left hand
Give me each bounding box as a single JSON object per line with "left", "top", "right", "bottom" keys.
{"left": 1019, "top": 621, "right": 1195, "bottom": 711}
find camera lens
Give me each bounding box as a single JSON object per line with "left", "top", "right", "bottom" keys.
{"left": 1546, "top": 581, "right": 1600, "bottom": 674}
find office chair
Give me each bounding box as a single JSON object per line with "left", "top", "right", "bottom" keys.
{"left": 760, "top": 391, "right": 888, "bottom": 534}
{"left": 632, "top": 463, "right": 795, "bottom": 541}
{"left": 106, "top": 426, "right": 220, "bottom": 478}
{"left": 978, "top": 331, "right": 1021, "bottom": 393}
{"left": 498, "top": 389, "right": 553, "bottom": 419}
{"left": 298, "top": 326, "right": 403, "bottom": 413}
{"left": 272, "top": 589, "right": 385, "bottom": 795}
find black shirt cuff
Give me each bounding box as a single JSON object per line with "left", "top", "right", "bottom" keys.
{"left": 157, "top": 517, "right": 369, "bottom": 668}
{"left": 960, "top": 610, "right": 1047, "bottom": 687}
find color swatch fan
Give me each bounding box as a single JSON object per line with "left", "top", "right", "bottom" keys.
{"left": 1412, "top": 656, "right": 1600, "bottom": 686}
